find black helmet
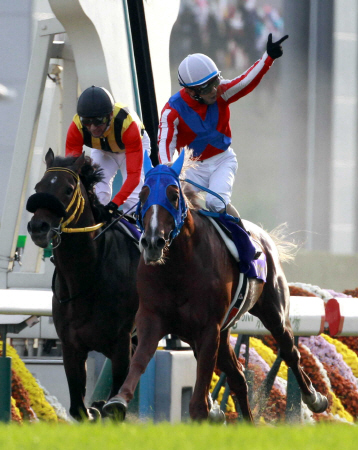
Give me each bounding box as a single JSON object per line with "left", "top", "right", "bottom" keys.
{"left": 77, "top": 86, "right": 114, "bottom": 117}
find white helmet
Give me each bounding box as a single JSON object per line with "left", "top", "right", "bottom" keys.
{"left": 178, "top": 54, "right": 220, "bottom": 88}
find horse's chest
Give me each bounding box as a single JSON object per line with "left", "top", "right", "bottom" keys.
{"left": 55, "top": 303, "right": 118, "bottom": 343}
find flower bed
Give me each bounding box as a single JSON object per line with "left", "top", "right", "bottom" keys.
{"left": 4, "top": 283, "right": 358, "bottom": 424}
{"left": 1, "top": 341, "right": 68, "bottom": 423}
{"left": 217, "top": 284, "right": 358, "bottom": 424}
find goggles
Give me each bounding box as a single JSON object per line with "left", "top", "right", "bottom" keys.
{"left": 194, "top": 75, "right": 221, "bottom": 95}
{"left": 80, "top": 116, "right": 109, "bottom": 127}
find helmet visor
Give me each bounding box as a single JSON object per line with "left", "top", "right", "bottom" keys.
{"left": 194, "top": 75, "right": 221, "bottom": 95}
{"left": 80, "top": 116, "right": 109, "bottom": 127}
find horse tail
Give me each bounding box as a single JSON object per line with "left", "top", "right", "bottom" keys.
{"left": 268, "top": 223, "right": 299, "bottom": 264}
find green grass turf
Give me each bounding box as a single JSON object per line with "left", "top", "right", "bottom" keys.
{"left": 0, "top": 421, "right": 356, "bottom": 450}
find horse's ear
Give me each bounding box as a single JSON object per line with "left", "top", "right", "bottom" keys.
{"left": 171, "top": 150, "right": 185, "bottom": 176}
{"left": 45, "top": 148, "right": 55, "bottom": 168}
{"left": 143, "top": 150, "right": 153, "bottom": 176}
{"left": 72, "top": 152, "right": 86, "bottom": 174}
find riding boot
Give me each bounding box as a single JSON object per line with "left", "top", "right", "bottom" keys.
{"left": 224, "top": 204, "right": 261, "bottom": 260}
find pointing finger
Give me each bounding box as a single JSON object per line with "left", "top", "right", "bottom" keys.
{"left": 276, "top": 34, "right": 289, "bottom": 45}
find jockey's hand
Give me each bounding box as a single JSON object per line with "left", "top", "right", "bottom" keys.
{"left": 266, "top": 33, "right": 289, "bottom": 59}
{"left": 103, "top": 201, "right": 121, "bottom": 222}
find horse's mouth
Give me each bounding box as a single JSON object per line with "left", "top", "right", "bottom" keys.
{"left": 27, "top": 220, "right": 55, "bottom": 249}
{"left": 29, "top": 234, "right": 51, "bottom": 249}
{"left": 142, "top": 250, "right": 166, "bottom": 266}
{"left": 139, "top": 234, "right": 168, "bottom": 265}
{"left": 28, "top": 230, "right": 54, "bottom": 249}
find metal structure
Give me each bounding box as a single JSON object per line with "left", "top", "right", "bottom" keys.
{"left": 0, "top": 0, "right": 180, "bottom": 290}
{"left": 0, "top": 291, "right": 50, "bottom": 422}
{"left": 0, "top": 0, "right": 180, "bottom": 423}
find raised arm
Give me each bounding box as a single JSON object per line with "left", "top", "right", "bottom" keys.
{"left": 219, "top": 34, "right": 289, "bottom": 104}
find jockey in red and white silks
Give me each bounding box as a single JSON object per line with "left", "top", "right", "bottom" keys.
{"left": 158, "top": 34, "right": 288, "bottom": 217}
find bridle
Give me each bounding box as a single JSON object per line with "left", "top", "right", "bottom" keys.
{"left": 135, "top": 166, "right": 188, "bottom": 247}
{"left": 46, "top": 167, "right": 104, "bottom": 247}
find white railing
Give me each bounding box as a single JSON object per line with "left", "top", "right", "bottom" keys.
{"left": 1, "top": 292, "right": 358, "bottom": 358}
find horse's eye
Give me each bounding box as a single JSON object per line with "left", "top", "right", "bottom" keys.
{"left": 139, "top": 187, "right": 149, "bottom": 204}
{"left": 167, "top": 187, "right": 179, "bottom": 209}
{"left": 66, "top": 187, "right": 74, "bottom": 196}
{"left": 172, "top": 196, "right": 179, "bottom": 209}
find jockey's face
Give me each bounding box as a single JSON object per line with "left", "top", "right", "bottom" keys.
{"left": 196, "top": 90, "right": 218, "bottom": 105}
{"left": 185, "top": 81, "right": 219, "bottom": 105}
{"left": 81, "top": 113, "right": 113, "bottom": 138}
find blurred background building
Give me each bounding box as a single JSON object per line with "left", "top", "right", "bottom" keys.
{"left": 0, "top": 0, "right": 357, "bottom": 288}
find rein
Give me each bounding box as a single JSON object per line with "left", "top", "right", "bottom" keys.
{"left": 46, "top": 167, "right": 104, "bottom": 244}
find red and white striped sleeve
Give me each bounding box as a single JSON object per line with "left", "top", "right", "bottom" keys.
{"left": 158, "top": 103, "right": 180, "bottom": 164}
{"left": 219, "top": 52, "right": 274, "bottom": 104}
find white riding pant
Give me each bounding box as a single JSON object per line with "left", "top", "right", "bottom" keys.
{"left": 91, "top": 131, "right": 151, "bottom": 213}
{"left": 184, "top": 147, "right": 238, "bottom": 212}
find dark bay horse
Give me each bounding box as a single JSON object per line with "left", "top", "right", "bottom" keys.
{"left": 103, "top": 149, "right": 328, "bottom": 422}
{"left": 26, "top": 149, "right": 140, "bottom": 421}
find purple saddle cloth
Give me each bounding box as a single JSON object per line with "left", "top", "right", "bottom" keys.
{"left": 119, "top": 217, "right": 141, "bottom": 242}
{"left": 199, "top": 210, "right": 267, "bottom": 282}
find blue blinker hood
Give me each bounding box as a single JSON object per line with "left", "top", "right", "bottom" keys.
{"left": 136, "top": 151, "right": 188, "bottom": 241}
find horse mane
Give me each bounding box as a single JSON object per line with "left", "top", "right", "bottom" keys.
{"left": 181, "top": 182, "right": 202, "bottom": 210}
{"left": 51, "top": 155, "right": 105, "bottom": 220}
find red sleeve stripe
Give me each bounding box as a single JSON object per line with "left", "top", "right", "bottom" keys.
{"left": 158, "top": 108, "right": 179, "bottom": 163}
{"left": 227, "top": 63, "right": 270, "bottom": 103}
{"left": 220, "top": 53, "right": 272, "bottom": 103}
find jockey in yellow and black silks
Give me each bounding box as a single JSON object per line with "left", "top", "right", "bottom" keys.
{"left": 66, "top": 86, "right": 150, "bottom": 219}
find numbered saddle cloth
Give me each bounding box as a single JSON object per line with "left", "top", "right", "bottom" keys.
{"left": 198, "top": 210, "right": 267, "bottom": 330}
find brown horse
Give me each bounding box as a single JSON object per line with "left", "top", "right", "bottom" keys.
{"left": 26, "top": 149, "right": 140, "bottom": 421}
{"left": 103, "top": 149, "right": 328, "bottom": 422}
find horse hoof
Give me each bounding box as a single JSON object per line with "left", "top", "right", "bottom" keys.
{"left": 302, "top": 390, "right": 328, "bottom": 414}
{"left": 88, "top": 407, "right": 101, "bottom": 422}
{"left": 102, "top": 397, "right": 127, "bottom": 421}
{"left": 91, "top": 400, "right": 106, "bottom": 415}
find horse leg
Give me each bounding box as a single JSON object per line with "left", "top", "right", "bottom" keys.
{"left": 270, "top": 323, "right": 327, "bottom": 413}
{"left": 216, "top": 329, "right": 254, "bottom": 423}
{"left": 102, "top": 310, "right": 163, "bottom": 420}
{"left": 190, "top": 325, "right": 221, "bottom": 421}
{"left": 90, "top": 330, "right": 132, "bottom": 418}
{"left": 109, "top": 330, "right": 131, "bottom": 399}
{"left": 251, "top": 284, "right": 328, "bottom": 414}
{"left": 62, "top": 345, "right": 100, "bottom": 421}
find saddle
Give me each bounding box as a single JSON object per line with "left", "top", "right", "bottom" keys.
{"left": 113, "top": 216, "right": 141, "bottom": 246}
{"left": 198, "top": 210, "right": 265, "bottom": 278}
{"left": 198, "top": 210, "right": 267, "bottom": 330}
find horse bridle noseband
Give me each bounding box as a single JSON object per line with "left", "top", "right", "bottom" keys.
{"left": 45, "top": 167, "right": 104, "bottom": 247}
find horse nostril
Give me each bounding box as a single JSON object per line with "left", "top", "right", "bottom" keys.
{"left": 40, "top": 222, "right": 50, "bottom": 233}
{"left": 156, "top": 237, "right": 166, "bottom": 249}
{"left": 28, "top": 220, "right": 50, "bottom": 234}
{"left": 141, "top": 237, "right": 148, "bottom": 249}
